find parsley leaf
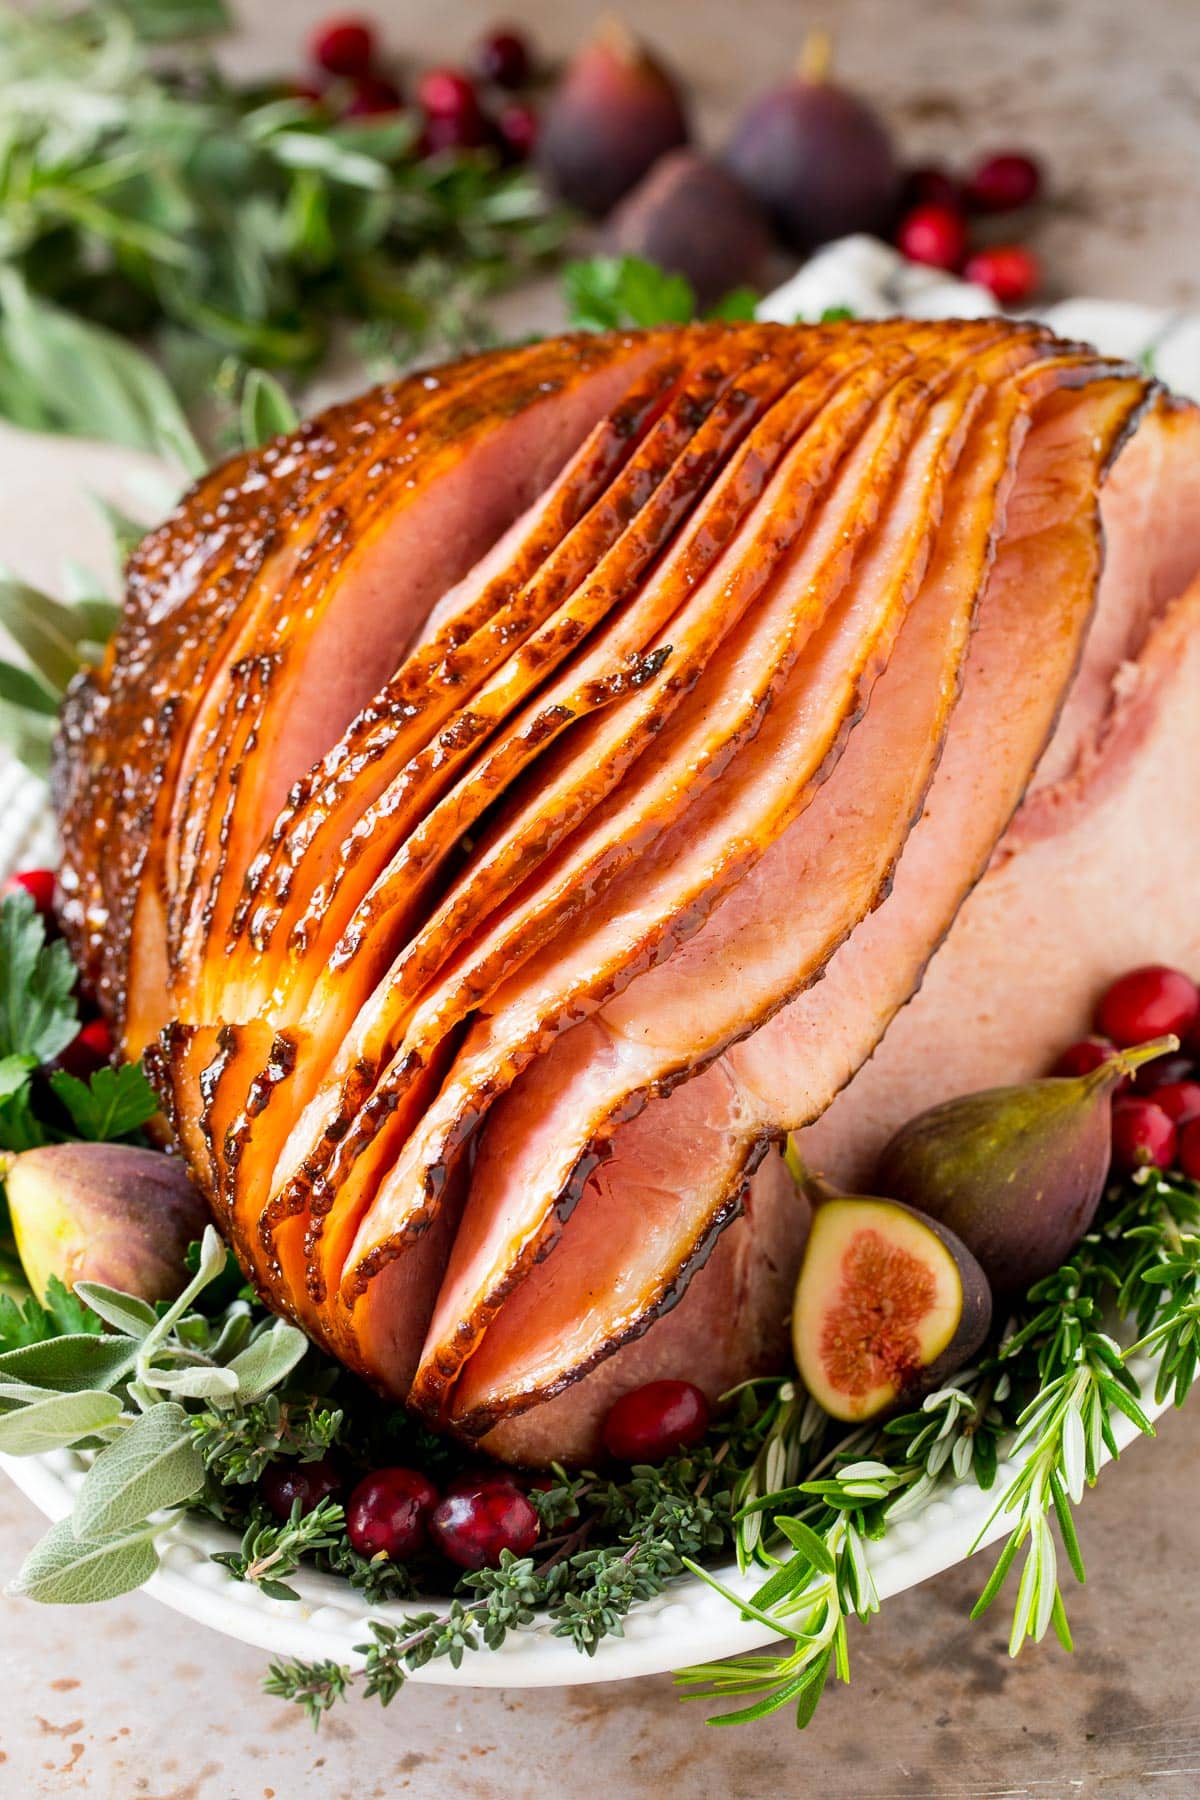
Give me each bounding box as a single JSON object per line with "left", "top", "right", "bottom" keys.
{"left": 0, "top": 1054, "right": 36, "bottom": 1101}
{"left": 564, "top": 256, "right": 696, "bottom": 330}
{"left": 0, "top": 892, "right": 78, "bottom": 1065}
{"left": 0, "top": 1275, "right": 102, "bottom": 1354}
{"left": 49, "top": 1062, "right": 159, "bottom": 1143}
{"left": 564, "top": 256, "right": 757, "bottom": 332}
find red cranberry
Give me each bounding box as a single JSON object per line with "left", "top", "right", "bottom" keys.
{"left": 346, "top": 1467, "right": 439, "bottom": 1561}
{"left": 429, "top": 1474, "right": 539, "bottom": 1570}
{"left": 309, "top": 15, "right": 376, "bottom": 79}
{"left": 345, "top": 74, "right": 403, "bottom": 116}
{"left": 57, "top": 1017, "right": 113, "bottom": 1080}
{"left": 1096, "top": 965, "right": 1200, "bottom": 1049}
{"left": 602, "top": 1379, "right": 711, "bottom": 1463}
{"left": 5, "top": 867, "right": 56, "bottom": 919}
{"left": 418, "top": 66, "right": 481, "bottom": 121}
{"left": 421, "top": 110, "right": 488, "bottom": 154}
{"left": 1137, "top": 1053, "right": 1197, "bottom": 1091}
{"left": 900, "top": 165, "right": 963, "bottom": 215}
{"left": 963, "top": 244, "right": 1041, "bottom": 306}
{"left": 1180, "top": 1116, "right": 1200, "bottom": 1182}
{"left": 1143, "top": 1080, "right": 1200, "bottom": 1126}
{"left": 1111, "top": 1097, "right": 1177, "bottom": 1172}
{"left": 495, "top": 100, "right": 538, "bottom": 162}
{"left": 894, "top": 204, "right": 967, "bottom": 272}
{"left": 475, "top": 26, "right": 532, "bottom": 89}
{"left": 259, "top": 1456, "right": 342, "bottom": 1520}
{"left": 1054, "top": 1036, "right": 1123, "bottom": 1080}
{"left": 965, "top": 151, "right": 1042, "bottom": 214}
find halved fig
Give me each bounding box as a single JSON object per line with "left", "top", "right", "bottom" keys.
{"left": 791, "top": 1192, "right": 991, "bottom": 1423}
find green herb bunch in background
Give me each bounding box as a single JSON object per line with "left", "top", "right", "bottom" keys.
{"left": 0, "top": 0, "right": 569, "bottom": 464}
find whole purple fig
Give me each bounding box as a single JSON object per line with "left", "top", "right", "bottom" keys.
{"left": 725, "top": 30, "right": 900, "bottom": 251}
{"left": 876, "top": 1038, "right": 1176, "bottom": 1295}
{"left": 602, "top": 150, "right": 772, "bottom": 308}
{"left": 538, "top": 18, "right": 689, "bottom": 217}
{"left": 2, "top": 1142, "right": 208, "bottom": 1305}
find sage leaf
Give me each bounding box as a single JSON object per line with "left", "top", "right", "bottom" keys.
{"left": 73, "top": 1402, "right": 204, "bottom": 1539}
{"left": 10, "top": 1514, "right": 159, "bottom": 1604}
{"left": 265, "top": 128, "right": 392, "bottom": 192}
{"left": 72, "top": 1283, "right": 157, "bottom": 1338}
{"left": 142, "top": 1363, "right": 240, "bottom": 1401}
{"left": 0, "top": 572, "right": 89, "bottom": 695}
{"left": 0, "top": 701, "right": 54, "bottom": 780}
{"left": 225, "top": 1319, "right": 307, "bottom": 1402}
{"left": 0, "top": 1333, "right": 140, "bottom": 1393}
{"left": 0, "top": 271, "right": 205, "bottom": 474}
{"left": 0, "top": 1387, "right": 121, "bottom": 1454}
{"left": 0, "top": 660, "right": 58, "bottom": 716}
{"left": 239, "top": 368, "right": 298, "bottom": 450}
{"left": 0, "top": 1378, "right": 61, "bottom": 1409}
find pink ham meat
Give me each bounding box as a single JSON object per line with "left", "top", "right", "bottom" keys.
{"left": 800, "top": 399, "right": 1200, "bottom": 1184}
{"left": 428, "top": 362, "right": 1149, "bottom": 1451}
{"left": 57, "top": 322, "right": 1200, "bottom": 1471}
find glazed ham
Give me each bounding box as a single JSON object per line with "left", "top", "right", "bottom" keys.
{"left": 54, "top": 322, "right": 1200, "bottom": 1465}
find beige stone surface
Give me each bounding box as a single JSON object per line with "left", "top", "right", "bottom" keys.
{"left": 3, "top": 0, "right": 1200, "bottom": 1793}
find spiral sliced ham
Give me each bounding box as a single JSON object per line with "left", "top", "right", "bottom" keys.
{"left": 56, "top": 320, "right": 1200, "bottom": 1466}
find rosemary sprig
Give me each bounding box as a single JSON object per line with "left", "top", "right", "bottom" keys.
{"left": 679, "top": 1170, "right": 1200, "bottom": 1727}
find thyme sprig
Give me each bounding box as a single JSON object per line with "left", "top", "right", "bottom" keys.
{"left": 213, "top": 1496, "right": 346, "bottom": 1602}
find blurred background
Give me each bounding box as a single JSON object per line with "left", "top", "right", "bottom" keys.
{"left": 1, "top": 0, "right": 1197, "bottom": 471}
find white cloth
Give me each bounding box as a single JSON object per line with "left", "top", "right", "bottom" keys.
{"left": 758, "top": 234, "right": 1197, "bottom": 397}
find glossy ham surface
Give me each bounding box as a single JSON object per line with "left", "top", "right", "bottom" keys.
{"left": 54, "top": 322, "right": 1200, "bottom": 1465}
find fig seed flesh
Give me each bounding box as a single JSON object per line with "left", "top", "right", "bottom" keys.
{"left": 791, "top": 1196, "right": 991, "bottom": 1423}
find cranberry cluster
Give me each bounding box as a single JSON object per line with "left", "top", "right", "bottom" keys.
{"left": 255, "top": 1378, "right": 711, "bottom": 1574}
{"left": 303, "top": 15, "right": 540, "bottom": 163}
{"left": 894, "top": 150, "right": 1043, "bottom": 306}
{"left": 1055, "top": 964, "right": 1200, "bottom": 1179}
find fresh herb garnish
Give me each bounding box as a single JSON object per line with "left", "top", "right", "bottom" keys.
{"left": 563, "top": 255, "right": 758, "bottom": 332}
{"left": 1, "top": 1109, "right": 1197, "bottom": 1729}
{"left": 48, "top": 1061, "right": 159, "bottom": 1142}
{"left": 0, "top": 891, "right": 158, "bottom": 1156}
{"left": 0, "top": 1, "right": 569, "bottom": 461}
{"left": 673, "top": 1167, "right": 1200, "bottom": 1726}
{"left": 0, "top": 1275, "right": 102, "bottom": 1355}
{"left": 214, "top": 1496, "right": 347, "bottom": 1603}
{"left": 1, "top": 1226, "right": 313, "bottom": 1601}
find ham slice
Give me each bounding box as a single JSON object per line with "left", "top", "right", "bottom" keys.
{"left": 437, "top": 359, "right": 1144, "bottom": 1446}
{"left": 801, "top": 399, "right": 1200, "bottom": 1185}
{"left": 57, "top": 322, "right": 1200, "bottom": 1470}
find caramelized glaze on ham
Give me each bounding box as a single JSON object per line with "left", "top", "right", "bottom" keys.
{"left": 56, "top": 322, "right": 1200, "bottom": 1465}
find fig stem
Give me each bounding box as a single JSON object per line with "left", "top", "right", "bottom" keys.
{"left": 597, "top": 12, "right": 637, "bottom": 63}
{"left": 1084, "top": 1034, "right": 1180, "bottom": 1091}
{"left": 783, "top": 1139, "right": 841, "bottom": 1208}
{"left": 799, "top": 26, "right": 834, "bottom": 84}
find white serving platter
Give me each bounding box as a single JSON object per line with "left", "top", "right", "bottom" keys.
{"left": 1, "top": 253, "right": 1192, "bottom": 1685}
{"left": 0, "top": 692, "right": 1175, "bottom": 1690}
